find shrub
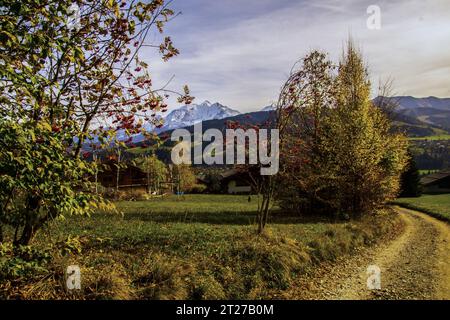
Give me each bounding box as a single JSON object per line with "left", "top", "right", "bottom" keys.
{"left": 0, "top": 244, "right": 51, "bottom": 280}
{"left": 113, "top": 190, "right": 150, "bottom": 201}
{"left": 190, "top": 184, "right": 207, "bottom": 194}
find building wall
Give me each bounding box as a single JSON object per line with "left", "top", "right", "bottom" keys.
{"left": 423, "top": 175, "right": 450, "bottom": 193}
{"left": 227, "top": 180, "right": 252, "bottom": 194}
{"left": 423, "top": 185, "right": 450, "bottom": 194}
{"left": 97, "top": 166, "right": 147, "bottom": 188}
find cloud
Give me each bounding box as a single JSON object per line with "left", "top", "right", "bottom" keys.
{"left": 143, "top": 0, "right": 450, "bottom": 112}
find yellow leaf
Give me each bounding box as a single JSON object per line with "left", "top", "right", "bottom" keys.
{"left": 38, "top": 121, "right": 52, "bottom": 132}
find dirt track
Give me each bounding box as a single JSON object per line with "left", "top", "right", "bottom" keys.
{"left": 287, "top": 207, "right": 450, "bottom": 300}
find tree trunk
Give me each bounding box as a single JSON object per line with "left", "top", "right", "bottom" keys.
{"left": 16, "top": 224, "right": 35, "bottom": 246}
{"left": 13, "top": 195, "right": 47, "bottom": 246}
{"left": 257, "top": 197, "right": 266, "bottom": 234}
{"left": 263, "top": 192, "right": 271, "bottom": 228}
{"left": 257, "top": 178, "right": 273, "bottom": 234}
{"left": 94, "top": 153, "right": 98, "bottom": 194}
{"left": 116, "top": 148, "right": 121, "bottom": 195}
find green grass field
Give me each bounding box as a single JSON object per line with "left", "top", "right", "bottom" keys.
{"left": 394, "top": 194, "right": 450, "bottom": 222}
{"left": 1, "top": 195, "right": 401, "bottom": 300}
{"left": 408, "top": 134, "right": 450, "bottom": 141}
{"left": 419, "top": 170, "right": 440, "bottom": 176}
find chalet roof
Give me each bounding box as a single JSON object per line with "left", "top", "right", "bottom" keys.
{"left": 220, "top": 166, "right": 261, "bottom": 181}
{"left": 220, "top": 169, "right": 241, "bottom": 179}
{"left": 421, "top": 169, "right": 450, "bottom": 186}
{"left": 99, "top": 160, "right": 145, "bottom": 174}
{"left": 195, "top": 174, "right": 208, "bottom": 184}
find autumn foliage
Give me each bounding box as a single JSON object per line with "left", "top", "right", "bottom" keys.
{"left": 274, "top": 43, "right": 408, "bottom": 218}
{"left": 0, "top": 0, "right": 191, "bottom": 245}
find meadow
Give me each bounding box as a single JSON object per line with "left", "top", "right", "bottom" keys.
{"left": 1, "top": 195, "right": 401, "bottom": 299}
{"left": 394, "top": 194, "right": 450, "bottom": 222}
{"left": 408, "top": 134, "right": 450, "bottom": 141}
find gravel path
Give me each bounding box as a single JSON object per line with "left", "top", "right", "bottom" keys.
{"left": 285, "top": 207, "right": 450, "bottom": 300}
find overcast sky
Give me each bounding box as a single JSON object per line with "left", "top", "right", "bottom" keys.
{"left": 143, "top": 0, "right": 450, "bottom": 113}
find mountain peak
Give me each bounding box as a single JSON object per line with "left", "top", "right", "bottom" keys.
{"left": 261, "top": 105, "right": 276, "bottom": 112}
{"left": 200, "top": 100, "right": 212, "bottom": 106}
{"left": 161, "top": 101, "right": 240, "bottom": 131}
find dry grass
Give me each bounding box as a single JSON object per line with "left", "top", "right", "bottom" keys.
{"left": 0, "top": 195, "right": 401, "bottom": 300}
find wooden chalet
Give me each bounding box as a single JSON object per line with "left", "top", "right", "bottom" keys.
{"left": 421, "top": 169, "right": 450, "bottom": 193}
{"left": 96, "top": 161, "right": 149, "bottom": 192}
{"left": 220, "top": 167, "right": 261, "bottom": 194}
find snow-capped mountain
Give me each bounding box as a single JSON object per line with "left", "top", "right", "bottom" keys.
{"left": 162, "top": 100, "right": 240, "bottom": 130}
{"left": 90, "top": 101, "right": 240, "bottom": 145}
{"left": 261, "top": 105, "right": 275, "bottom": 112}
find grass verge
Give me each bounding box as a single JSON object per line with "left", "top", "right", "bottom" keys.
{"left": 394, "top": 194, "right": 450, "bottom": 222}
{"left": 1, "top": 195, "right": 403, "bottom": 299}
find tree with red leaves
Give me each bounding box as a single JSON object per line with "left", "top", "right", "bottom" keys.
{"left": 0, "top": 0, "right": 193, "bottom": 245}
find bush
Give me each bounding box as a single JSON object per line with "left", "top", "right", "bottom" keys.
{"left": 203, "top": 173, "right": 223, "bottom": 193}
{"left": 0, "top": 244, "right": 52, "bottom": 280}
{"left": 106, "top": 190, "right": 150, "bottom": 201}
{"left": 190, "top": 184, "right": 207, "bottom": 194}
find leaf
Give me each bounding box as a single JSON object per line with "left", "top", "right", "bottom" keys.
{"left": 38, "top": 121, "right": 52, "bottom": 132}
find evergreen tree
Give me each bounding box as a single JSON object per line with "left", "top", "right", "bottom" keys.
{"left": 399, "top": 151, "right": 423, "bottom": 197}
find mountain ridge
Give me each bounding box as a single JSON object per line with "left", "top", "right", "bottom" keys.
{"left": 85, "top": 96, "right": 450, "bottom": 150}
{"left": 158, "top": 96, "right": 450, "bottom": 133}
{"left": 161, "top": 100, "right": 240, "bottom": 131}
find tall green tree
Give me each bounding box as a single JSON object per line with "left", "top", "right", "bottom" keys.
{"left": 399, "top": 150, "right": 422, "bottom": 197}
{"left": 172, "top": 164, "right": 196, "bottom": 193}
{"left": 140, "top": 155, "right": 168, "bottom": 194}
{"left": 323, "top": 41, "right": 408, "bottom": 217}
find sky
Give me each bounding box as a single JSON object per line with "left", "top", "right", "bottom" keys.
{"left": 143, "top": 0, "right": 450, "bottom": 113}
